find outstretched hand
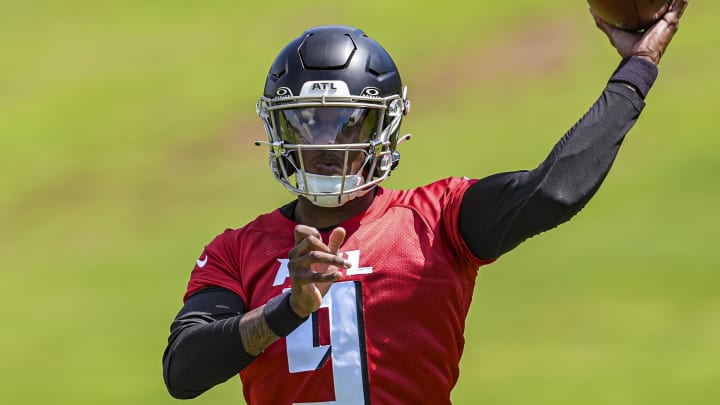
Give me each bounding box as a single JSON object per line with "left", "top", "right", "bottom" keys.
{"left": 287, "top": 225, "right": 350, "bottom": 318}
{"left": 592, "top": 0, "right": 689, "bottom": 65}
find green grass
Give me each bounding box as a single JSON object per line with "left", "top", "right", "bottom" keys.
{"left": 1, "top": 1, "right": 718, "bottom": 404}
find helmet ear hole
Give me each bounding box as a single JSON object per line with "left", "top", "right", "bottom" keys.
{"left": 378, "top": 155, "right": 392, "bottom": 172}
{"left": 372, "top": 151, "right": 400, "bottom": 177}
{"left": 389, "top": 151, "right": 400, "bottom": 172}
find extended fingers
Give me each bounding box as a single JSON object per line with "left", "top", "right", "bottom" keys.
{"left": 294, "top": 270, "right": 342, "bottom": 284}
{"left": 669, "top": 0, "right": 689, "bottom": 18}
{"left": 637, "top": 0, "right": 687, "bottom": 64}
{"left": 659, "top": 0, "right": 687, "bottom": 33}
{"left": 290, "top": 250, "right": 351, "bottom": 271}
{"left": 291, "top": 224, "right": 348, "bottom": 259}
{"left": 291, "top": 234, "right": 329, "bottom": 257}
{"left": 327, "top": 227, "right": 346, "bottom": 255}
{"left": 289, "top": 225, "right": 349, "bottom": 284}
{"left": 294, "top": 224, "right": 321, "bottom": 245}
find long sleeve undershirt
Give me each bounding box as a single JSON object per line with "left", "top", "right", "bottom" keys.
{"left": 459, "top": 78, "right": 649, "bottom": 260}
{"left": 162, "top": 56, "right": 658, "bottom": 399}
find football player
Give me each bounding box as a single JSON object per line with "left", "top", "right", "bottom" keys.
{"left": 163, "top": 1, "right": 688, "bottom": 403}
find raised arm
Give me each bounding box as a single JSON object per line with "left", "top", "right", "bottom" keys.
{"left": 459, "top": 1, "right": 688, "bottom": 260}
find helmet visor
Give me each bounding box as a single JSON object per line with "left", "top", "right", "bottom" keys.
{"left": 276, "top": 107, "right": 378, "bottom": 145}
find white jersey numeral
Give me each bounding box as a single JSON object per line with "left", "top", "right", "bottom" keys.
{"left": 285, "top": 281, "right": 370, "bottom": 405}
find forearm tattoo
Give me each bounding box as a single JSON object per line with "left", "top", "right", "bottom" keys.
{"left": 239, "top": 305, "right": 279, "bottom": 356}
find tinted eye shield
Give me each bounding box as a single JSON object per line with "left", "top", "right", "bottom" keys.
{"left": 257, "top": 93, "right": 405, "bottom": 140}
{"left": 276, "top": 107, "right": 379, "bottom": 145}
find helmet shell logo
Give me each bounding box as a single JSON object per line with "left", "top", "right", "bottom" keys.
{"left": 299, "top": 80, "right": 351, "bottom": 97}
{"left": 275, "top": 87, "right": 292, "bottom": 97}
{"left": 361, "top": 87, "right": 381, "bottom": 97}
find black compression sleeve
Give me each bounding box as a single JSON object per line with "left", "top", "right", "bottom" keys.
{"left": 459, "top": 57, "right": 655, "bottom": 260}
{"left": 162, "top": 287, "right": 256, "bottom": 399}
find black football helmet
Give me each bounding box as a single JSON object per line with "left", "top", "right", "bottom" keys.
{"left": 255, "top": 25, "right": 410, "bottom": 207}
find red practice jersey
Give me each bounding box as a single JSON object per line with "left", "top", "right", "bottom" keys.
{"left": 185, "top": 177, "right": 495, "bottom": 404}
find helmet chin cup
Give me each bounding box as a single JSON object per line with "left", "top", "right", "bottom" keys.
{"left": 295, "top": 172, "right": 366, "bottom": 207}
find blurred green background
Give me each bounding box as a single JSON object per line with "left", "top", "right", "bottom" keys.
{"left": 1, "top": 0, "right": 717, "bottom": 404}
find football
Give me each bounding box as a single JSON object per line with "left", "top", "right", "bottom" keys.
{"left": 588, "top": 0, "right": 671, "bottom": 31}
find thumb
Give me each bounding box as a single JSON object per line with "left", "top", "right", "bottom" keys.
{"left": 590, "top": 7, "right": 612, "bottom": 33}
{"left": 328, "top": 227, "right": 346, "bottom": 255}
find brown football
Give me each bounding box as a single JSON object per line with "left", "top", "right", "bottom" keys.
{"left": 588, "top": 0, "right": 671, "bottom": 31}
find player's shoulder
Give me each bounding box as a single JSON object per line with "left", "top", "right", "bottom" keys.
{"left": 209, "top": 207, "right": 293, "bottom": 244}
{"left": 393, "top": 176, "right": 476, "bottom": 201}
{"left": 420, "top": 176, "right": 476, "bottom": 190}
{"left": 372, "top": 177, "right": 477, "bottom": 223}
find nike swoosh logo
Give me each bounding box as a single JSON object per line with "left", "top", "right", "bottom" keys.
{"left": 197, "top": 255, "right": 208, "bottom": 268}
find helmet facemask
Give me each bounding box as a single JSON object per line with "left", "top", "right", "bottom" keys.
{"left": 256, "top": 83, "right": 409, "bottom": 207}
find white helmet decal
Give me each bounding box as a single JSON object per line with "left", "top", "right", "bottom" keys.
{"left": 299, "top": 81, "right": 351, "bottom": 97}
